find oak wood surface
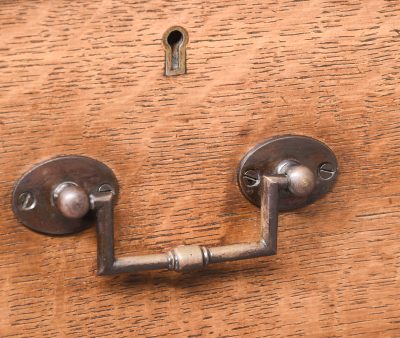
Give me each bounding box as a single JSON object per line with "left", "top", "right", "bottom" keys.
{"left": 1, "top": 0, "right": 399, "bottom": 337}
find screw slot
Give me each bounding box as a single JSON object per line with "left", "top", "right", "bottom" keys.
{"left": 98, "top": 183, "right": 114, "bottom": 194}
{"left": 318, "top": 162, "right": 336, "bottom": 180}
{"left": 17, "top": 192, "right": 36, "bottom": 211}
{"left": 243, "top": 170, "right": 260, "bottom": 187}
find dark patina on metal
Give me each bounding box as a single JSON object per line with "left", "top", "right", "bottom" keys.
{"left": 12, "top": 156, "right": 118, "bottom": 235}
{"left": 238, "top": 135, "right": 338, "bottom": 210}
{"left": 12, "top": 135, "right": 338, "bottom": 275}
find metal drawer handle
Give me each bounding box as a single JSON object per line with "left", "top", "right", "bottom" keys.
{"left": 12, "top": 135, "right": 337, "bottom": 275}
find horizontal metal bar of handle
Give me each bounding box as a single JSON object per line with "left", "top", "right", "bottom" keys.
{"left": 92, "top": 175, "right": 288, "bottom": 275}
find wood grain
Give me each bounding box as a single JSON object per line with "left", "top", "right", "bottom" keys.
{"left": 1, "top": 0, "right": 399, "bottom": 336}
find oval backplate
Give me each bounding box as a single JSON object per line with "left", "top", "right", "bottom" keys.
{"left": 237, "top": 135, "right": 338, "bottom": 211}
{"left": 12, "top": 155, "right": 119, "bottom": 235}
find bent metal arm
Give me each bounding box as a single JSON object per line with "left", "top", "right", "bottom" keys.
{"left": 92, "top": 175, "right": 288, "bottom": 275}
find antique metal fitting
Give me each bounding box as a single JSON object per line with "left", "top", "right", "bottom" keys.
{"left": 12, "top": 135, "right": 338, "bottom": 275}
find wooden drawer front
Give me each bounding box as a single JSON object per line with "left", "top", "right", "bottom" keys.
{"left": 0, "top": 1, "right": 399, "bottom": 337}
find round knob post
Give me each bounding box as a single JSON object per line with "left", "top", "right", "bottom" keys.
{"left": 53, "top": 183, "right": 90, "bottom": 219}
{"left": 277, "top": 161, "right": 316, "bottom": 197}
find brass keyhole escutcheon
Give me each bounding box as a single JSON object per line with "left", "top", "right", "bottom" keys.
{"left": 162, "top": 26, "right": 188, "bottom": 76}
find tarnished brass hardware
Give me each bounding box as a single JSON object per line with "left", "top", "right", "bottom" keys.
{"left": 12, "top": 135, "right": 338, "bottom": 275}
{"left": 162, "top": 26, "right": 188, "bottom": 76}
{"left": 237, "top": 135, "right": 338, "bottom": 210}
{"left": 12, "top": 156, "right": 118, "bottom": 235}
{"left": 53, "top": 182, "right": 90, "bottom": 219}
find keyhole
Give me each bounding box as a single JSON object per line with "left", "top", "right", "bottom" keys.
{"left": 168, "top": 30, "right": 183, "bottom": 71}
{"left": 163, "top": 26, "right": 188, "bottom": 76}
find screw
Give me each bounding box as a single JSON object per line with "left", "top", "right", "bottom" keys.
{"left": 98, "top": 184, "right": 114, "bottom": 193}
{"left": 243, "top": 170, "right": 260, "bottom": 187}
{"left": 17, "top": 192, "right": 36, "bottom": 211}
{"left": 318, "top": 162, "right": 336, "bottom": 180}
